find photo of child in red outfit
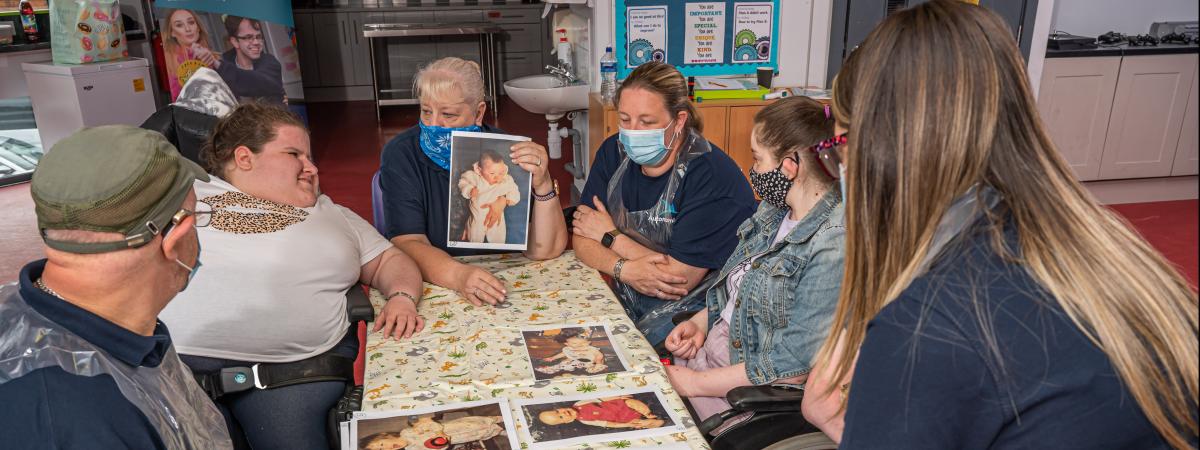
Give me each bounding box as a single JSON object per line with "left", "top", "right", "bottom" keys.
{"left": 516, "top": 389, "right": 681, "bottom": 448}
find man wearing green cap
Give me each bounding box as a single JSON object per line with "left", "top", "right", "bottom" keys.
{"left": 0, "top": 125, "right": 232, "bottom": 448}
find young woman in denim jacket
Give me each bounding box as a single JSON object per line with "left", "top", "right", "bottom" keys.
{"left": 663, "top": 97, "right": 845, "bottom": 422}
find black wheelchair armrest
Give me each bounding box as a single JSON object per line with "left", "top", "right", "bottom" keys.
{"left": 346, "top": 285, "right": 374, "bottom": 323}
{"left": 727, "top": 384, "right": 805, "bottom": 413}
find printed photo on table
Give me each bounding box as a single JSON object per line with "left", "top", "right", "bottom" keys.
{"left": 514, "top": 388, "right": 684, "bottom": 449}
{"left": 352, "top": 399, "right": 519, "bottom": 450}
{"left": 522, "top": 324, "right": 630, "bottom": 381}
{"left": 446, "top": 131, "right": 533, "bottom": 251}
{"left": 152, "top": 5, "right": 301, "bottom": 105}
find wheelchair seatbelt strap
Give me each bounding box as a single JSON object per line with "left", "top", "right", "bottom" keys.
{"left": 193, "top": 353, "right": 355, "bottom": 400}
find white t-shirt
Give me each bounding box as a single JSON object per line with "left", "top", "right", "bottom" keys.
{"left": 720, "top": 214, "right": 802, "bottom": 324}
{"left": 159, "top": 177, "right": 393, "bottom": 363}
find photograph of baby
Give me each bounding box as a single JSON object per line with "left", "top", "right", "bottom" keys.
{"left": 513, "top": 388, "right": 684, "bottom": 449}
{"left": 522, "top": 324, "right": 630, "bottom": 381}
{"left": 446, "top": 131, "right": 532, "bottom": 251}
{"left": 352, "top": 399, "right": 519, "bottom": 450}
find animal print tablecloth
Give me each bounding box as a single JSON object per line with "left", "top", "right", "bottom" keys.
{"left": 364, "top": 251, "right": 709, "bottom": 449}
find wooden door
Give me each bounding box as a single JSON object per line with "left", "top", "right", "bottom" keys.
{"left": 1171, "top": 64, "right": 1199, "bottom": 176}
{"left": 724, "top": 106, "right": 760, "bottom": 179}
{"left": 1099, "top": 54, "right": 1198, "bottom": 179}
{"left": 1036, "top": 57, "right": 1121, "bottom": 181}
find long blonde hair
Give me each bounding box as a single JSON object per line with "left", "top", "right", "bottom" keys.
{"left": 163, "top": 9, "right": 211, "bottom": 55}
{"left": 816, "top": 1, "right": 1198, "bottom": 447}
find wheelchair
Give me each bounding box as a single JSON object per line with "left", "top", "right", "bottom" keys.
{"left": 659, "top": 312, "right": 838, "bottom": 450}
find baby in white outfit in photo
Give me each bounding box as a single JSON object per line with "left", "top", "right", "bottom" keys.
{"left": 458, "top": 151, "right": 520, "bottom": 243}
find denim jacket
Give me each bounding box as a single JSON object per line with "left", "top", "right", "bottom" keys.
{"left": 705, "top": 189, "right": 845, "bottom": 385}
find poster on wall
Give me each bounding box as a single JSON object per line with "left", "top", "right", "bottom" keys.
{"left": 684, "top": 2, "right": 725, "bottom": 65}
{"left": 152, "top": 0, "right": 303, "bottom": 106}
{"left": 731, "top": 2, "right": 773, "bottom": 64}
{"left": 626, "top": 6, "right": 668, "bottom": 69}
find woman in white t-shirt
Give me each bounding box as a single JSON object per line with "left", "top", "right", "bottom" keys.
{"left": 159, "top": 103, "right": 424, "bottom": 449}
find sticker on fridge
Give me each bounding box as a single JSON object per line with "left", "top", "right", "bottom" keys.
{"left": 732, "top": 2, "right": 773, "bottom": 63}
{"left": 627, "top": 6, "right": 668, "bottom": 68}
{"left": 684, "top": 2, "right": 726, "bottom": 65}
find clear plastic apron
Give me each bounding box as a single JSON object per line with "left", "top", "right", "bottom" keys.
{"left": 606, "top": 131, "right": 712, "bottom": 305}
{"left": 0, "top": 284, "right": 232, "bottom": 450}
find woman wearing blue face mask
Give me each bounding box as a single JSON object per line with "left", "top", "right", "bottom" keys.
{"left": 379, "top": 57, "right": 568, "bottom": 307}
{"left": 572, "top": 61, "right": 757, "bottom": 347}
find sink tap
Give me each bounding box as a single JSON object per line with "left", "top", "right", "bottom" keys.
{"left": 545, "top": 64, "right": 577, "bottom": 86}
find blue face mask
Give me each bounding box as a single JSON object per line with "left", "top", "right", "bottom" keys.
{"left": 618, "top": 119, "right": 678, "bottom": 166}
{"left": 175, "top": 239, "right": 201, "bottom": 292}
{"left": 419, "top": 121, "right": 482, "bottom": 170}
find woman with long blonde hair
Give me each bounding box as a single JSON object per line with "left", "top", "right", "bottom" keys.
{"left": 802, "top": 1, "right": 1198, "bottom": 448}
{"left": 162, "top": 9, "right": 219, "bottom": 100}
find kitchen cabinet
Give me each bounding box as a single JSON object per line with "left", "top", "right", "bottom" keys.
{"left": 311, "top": 12, "right": 356, "bottom": 87}
{"left": 1099, "top": 54, "right": 1197, "bottom": 180}
{"left": 1037, "top": 51, "right": 1199, "bottom": 182}
{"left": 1171, "top": 67, "right": 1199, "bottom": 176}
{"left": 1037, "top": 57, "right": 1121, "bottom": 181}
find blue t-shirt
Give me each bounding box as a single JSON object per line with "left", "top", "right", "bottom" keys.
{"left": 578, "top": 134, "right": 756, "bottom": 269}
{"left": 379, "top": 124, "right": 511, "bottom": 257}
{"left": 0, "top": 261, "right": 176, "bottom": 449}
{"left": 840, "top": 216, "right": 1179, "bottom": 449}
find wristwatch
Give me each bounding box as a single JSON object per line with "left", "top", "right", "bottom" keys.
{"left": 601, "top": 228, "right": 622, "bottom": 248}
{"left": 533, "top": 180, "right": 559, "bottom": 202}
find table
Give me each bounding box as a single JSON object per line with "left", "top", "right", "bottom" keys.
{"left": 363, "top": 23, "right": 502, "bottom": 122}
{"left": 363, "top": 251, "right": 709, "bottom": 449}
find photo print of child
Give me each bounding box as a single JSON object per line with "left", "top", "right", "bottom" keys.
{"left": 514, "top": 389, "right": 683, "bottom": 449}
{"left": 522, "top": 324, "right": 629, "bottom": 381}
{"left": 354, "top": 400, "right": 518, "bottom": 450}
{"left": 447, "top": 132, "right": 532, "bottom": 251}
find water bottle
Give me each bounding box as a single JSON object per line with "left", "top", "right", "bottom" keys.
{"left": 19, "top": 0, "right": 39, "bottom": 43}
{"left": 600, "top": 47, "right": 617, "bottom": 106}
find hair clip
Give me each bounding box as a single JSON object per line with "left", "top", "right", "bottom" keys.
{"left": 824, "top": 104, "right": 832, "bottom": 118}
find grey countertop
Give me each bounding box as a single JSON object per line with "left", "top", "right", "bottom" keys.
{"left": 294, "top": 1, "right": 543, "bottom": 12}
{"left": 1046, "top": 42, "right": 1199, "bottom": 58}
{"left": 0, "top": 30, "right": 146, "bottom": 55}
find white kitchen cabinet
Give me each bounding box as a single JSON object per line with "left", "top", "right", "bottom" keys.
{"left": 1098, "top": 54, "right": 1198, "bottom": 180}
{"left": 1038, "top": 56, "right": 1121, "bottom": 181}
{"left": 1171, "top": 65, "right": 1199, "bottom": 176}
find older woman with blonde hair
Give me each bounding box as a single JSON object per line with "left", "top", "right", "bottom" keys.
{"left": 801, "top": 1, "right": 1198, "bottom": 448}
{"left": 379, "top": 57, "right": 568, "bottom": 306}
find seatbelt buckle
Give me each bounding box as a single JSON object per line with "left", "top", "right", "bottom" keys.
{"left": 219, "top": 366, "right": 259, "bottom": 395}
{"left": 251, "top": 363, "right": 268, "bottom": 389}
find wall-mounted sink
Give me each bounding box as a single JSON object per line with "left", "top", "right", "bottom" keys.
{"left": 503, "top": 75, "right": 589, "bottom": 120}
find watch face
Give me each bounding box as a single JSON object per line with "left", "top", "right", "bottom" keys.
{"left": 602, "top": 233, "right": 614, "bottom": 248}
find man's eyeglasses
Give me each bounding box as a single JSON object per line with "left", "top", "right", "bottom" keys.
{"left": 808, "top": 133, "right": 848, "bottom": 180}
{"left": 164, "top": 207, "right": 214, "bottom": 234}
{"left": 234, "top": 34, "right": 264, "bottom": 43}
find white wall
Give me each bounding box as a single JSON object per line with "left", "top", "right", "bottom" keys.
{"left": 1049, "top": 0, "right": 1198, "bottom": 37}
{"left": 588, "top": 0, "right": 832, "bottom": 89}
{"left": 1026, "top": 0, "right": 1056, "bottom": 98}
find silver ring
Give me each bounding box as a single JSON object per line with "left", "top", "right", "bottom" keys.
{"left": 472, "top": 288, "right": 479, "bottom": 297}
{"left": 535, "top": 158, "right": 542, "bottom": 167}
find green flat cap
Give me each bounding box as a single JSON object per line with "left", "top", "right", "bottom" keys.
{"left": 31, "top": 125, "right": 210, "bottom": 254}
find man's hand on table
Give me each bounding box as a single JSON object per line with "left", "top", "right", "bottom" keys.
{"left": 453, "top": 263, "right": 508, "bottom": 306}
{"left": 375, "top": 295, "right": 425, "bottom": 340}
{"left": 622, "top": 254, "right": 689, "bottom": 300}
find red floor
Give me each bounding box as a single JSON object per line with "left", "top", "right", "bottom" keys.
{"left": 0, "top": 99, "right": 1194, "bottom": 383}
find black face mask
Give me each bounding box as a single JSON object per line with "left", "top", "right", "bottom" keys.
{"left": 748, "top": 156, "right": 796, "bottom": 209}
